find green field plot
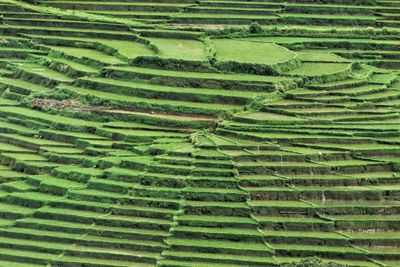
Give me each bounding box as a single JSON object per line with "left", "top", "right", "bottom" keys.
{"left": 47, "top": 45, "right": 125, "bottom": 65}
{"left": 100, "top": 39, "right": 156, "bottom": 59}
{"left": 0, "top": 76, "right": 52, "bottom": 94}
{"left": 244, "top": 36, "right": 400, "bottom": 47}
{"left": 213, "top": 39, "right": 296, "bottom": 65}
{"left": 58, "top": 84, "right": 241, "bottom": 116}
{"left": 76, "top": 76, "right": 270, "bottom": 105}
{"left": 104, "top": 66, "right": 294, "bottom": 88}
{"left": 171, "top": 13, "right": 279, "bottom": 25}
{"left": 235, "top": 111, "right": 305, "bottom": 122}
{"left": 147, "top": 37, "right": 207, "bottom": 61}
{"left": 0, "top": 106, "right": 101, "bottom": 131}
{"left": 14, "top": 62, "right": 75, "bottom": 85}
{"left": 287, "top": 62, "right": 352, "bottom": 77}
{"left": 297, "top": 51, "right": 351, "bottom": 63}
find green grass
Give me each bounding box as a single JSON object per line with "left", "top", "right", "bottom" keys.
{"left": 296, "top": 51, "right": 350, "bottom": 63}
{"left": 47, "top": 45, "right": 125, "bottom": 65}
{"left": 1, "top": 153, "right": 48, "bottom": 161}
{"left": 105, "top": 65, "right": 293, "bottom": 84}
{"left": 39, "top": 56, "right": 100, "bottom": 73}
{"left": 16, "top": 62, "right": 74, "bottom": 83}
{"left": 0, "top": 106, "right": 101, "bottom": 128}
{"left": 0, "top": 98, "right": 19, "bottom": 106}
{"left": 20, "top": 34, "right": 154, "bottom": 59}
{"left": 147, "top": 37, "right": 207, "bottom": 61}
{"left": 0, "top": 133, "right": 74, "bottom": 147}
{"left": 77, "top": 76, "right": 271, "bottom": 103}
{"left": 213, "top": 39, "right": 296, "bottom": 65}
{"left": 244, "top": 36, "right": 400, "bottom": 45}
{"left": 272, "top": 243, "right": 365, "bottom": 254}
{"left": 99, "top": 39, "right": 155, "bottom": 59}
{"left": 287, "top": 62, "right": 351, "bottom": 76}
{"left": 58, "top": 84, "right": 241, "bottom": 115}
{"left": 0, "top": 1, "right": 400, "bottom": 265}
{"left": 262, "top": 229, "right": 347, "bottom": 240}
{"left": 237, "top": 111, "right": 305, "bottom": 121}
{"left": 0, "top": 120, "right": 36, "bottom": 134}
{"left": 0, "top": 76, "right": 52, "bottom": 94}
{"left": 167, "top": 237, "right": 272, "bottom": 251}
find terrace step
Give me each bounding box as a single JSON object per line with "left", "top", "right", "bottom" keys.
{"left": 182, "top": 187, "right": 247, "bottom": 202}
{"left": 255, "top": 215, "right": 335, "bottom": 231}
{"left": 123, "top": 195, "right": 181, "bottom": 210}
{"left": 4, "top": 18, "right": 129, "bottom": 31}
{"left": 67, "top": 188, "right": 128, "bottom": 204}
{"left": 262, "top": 229, "right": 349, "bottom": 246}
{"left": 329, "top": 214, "right": 400, "bottom": 230}
{"left": 55, "top": 254, "right": 155, "bottom": 267}
{"left": 0, "top": 12, "right": 57, "bottom": 19}
{"left": 34, "top": 206, "right": 173, "bottom": 230}
{"left": 4, "top": 192, "right": 62, "bottom": 209}
{"left": 177, "top": 214, "right": 258, "bottom": 228}
{"left": 161, "top": 250, "right": 277, "bottom": 266}
{"left": 76, "top": 76, "right": 260, "bottom": 105}
{"left": 16, "top": 216, "right": 169, "bottom": 241}
{"left": 0, "top": 260, "right": 43, "bottom": 267}
{"left": 0, "top": 227, "right": 166, "bottom": 253}
{"left": 172, "top": 225, "right": 263, "bottom": 241}
{"left": 249, "top": 200, "right": 317, "bottom": 217}
{"left": 271, "top": 243, "right": 367, "bottom": 260}
{"left": 166, "top": 237, "right": 273, "bottom": 256}
{"left": 58, "top": 84, "right": 240, "bottom": 116}
{"left": 313, "top": 200, "right": 400, "bottom": 216}
{"left": 171, "top": 13, "right": 280, "bottom": 25}
{"left": 65, "top": 245, "right": 160, "bottom": 263}
{"left": 29, "top": 174, "right": 85, "bottom": 195}
{"left": 0, "top": 203, "right": 35, "bottom": 220}
{"left": 0, "top": 247, "right": 57, "bottom": 265}
{"left": 102, "top": 66, "right": 296, "bottom": 92}
{"left": 1, "top": 0, "right": 400, "bottom": 265}
{"left": 308, "top": 79, "right": 369, "bottom": 90}
{"left": 130, "top": 184, "right": 182, "bottom": 199}
{"left": 198, "top": 1, "right": 284, "bottom": 9}
{"left": 344, "top": 230, "right": 400, "bottom": 246}
{"left": 1, "top": 180, "right": 36, "bottom": 193}
{"left": 43, "top": 2, "right": 189, "bottom": 12}
{"left": 185, "top": 6, "right": 281, "bottom": 15}
{"left": 184, "top": 200, "right": 251, "bottom": 217}
{"left": 32, "top": 55, "right": 100, "bottom": 78}
{"left": 12, "top": 62, "right": 74, "bottom": 88}
{"left": 276, "top": 257, "right": 379, "bottom": 267}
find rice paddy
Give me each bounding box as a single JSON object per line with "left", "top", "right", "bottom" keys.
{"left": 0, "top": 0, "right": 399, "bottom": 266}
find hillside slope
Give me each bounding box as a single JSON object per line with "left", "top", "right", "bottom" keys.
{"left": 0, "top": 0, "right": 399, "bottom": 266}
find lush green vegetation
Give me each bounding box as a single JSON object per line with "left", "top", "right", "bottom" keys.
{"left": 0, "top": 0, "right": 398, "bottom": 266}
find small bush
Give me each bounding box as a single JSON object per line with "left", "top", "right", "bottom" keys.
{"left": 249, "top": 22, "right": 263, "bottom": 34}
{"left": 352, "top": 62, "right": 362, "bottom": 70}
{"left": 355, "top": 101, "right": 374, "bottom": 109}
{"left": 205, "top": 26, "right": 246, "bottom": 37}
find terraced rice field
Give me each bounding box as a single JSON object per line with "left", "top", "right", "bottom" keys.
{"left": 0, "top": 0, "right": 399, "bottom": 266}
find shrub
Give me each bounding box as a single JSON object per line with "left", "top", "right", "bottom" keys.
{"left": 249, "top": 22, "right": 263, "bottom": 34}
{"left": 29, "top": 89, "right": 72, "bottom": 101}
{"left": 282, "top": 257, "right": 345, "bottom": 267}
{"left": 205, "top": 26, "right": 246, "bottom": 37}
{"left": 352, "top": 62, "right": 362, "bottom": 70}
{"left": 355, "top": 101, "right": 374, "bottom": 109}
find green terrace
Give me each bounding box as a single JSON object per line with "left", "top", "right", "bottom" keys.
{"left": 102, "top": 66, "right": 298, "bottom": 91}
{"left": 0, "top": 0, "right": 398, "bottom": 266}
